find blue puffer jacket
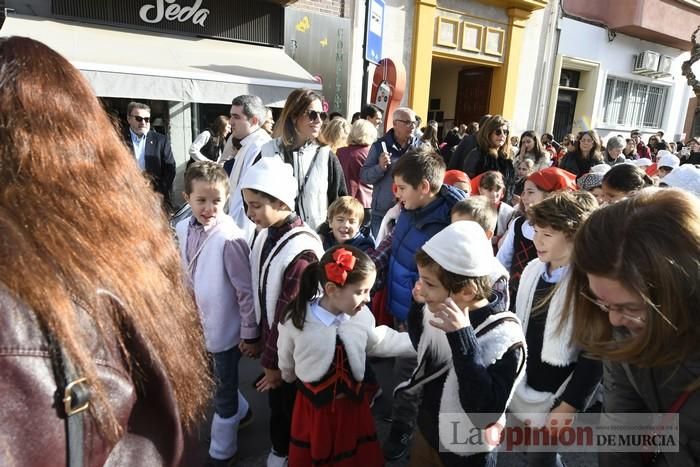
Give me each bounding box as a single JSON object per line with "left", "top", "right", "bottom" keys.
{"left": 388, "top": 184, "right": 466, "bottom": 321}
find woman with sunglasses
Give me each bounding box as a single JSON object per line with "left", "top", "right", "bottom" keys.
{"left": 463, "top": 115, "right": 517, "bottom": 202}
{"left": 257, "top": 88, "right": 347, "bottom": 230}
{"left": 565, "top": 188, "right": 700, "bottom": 467}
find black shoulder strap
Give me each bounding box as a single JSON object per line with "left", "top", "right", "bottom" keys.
{"left": 46, "top": 330, "right": 90, "bottom": 467}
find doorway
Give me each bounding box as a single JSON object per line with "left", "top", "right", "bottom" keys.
{"left": 553, "top": 90, "right": 578, "bottom": 142}
{"left": 455, "top": 67, "right": 492, "bottom": 126}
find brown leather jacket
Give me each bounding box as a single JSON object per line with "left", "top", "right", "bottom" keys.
{"left": 0, "top": 287, "right": 194, "bottom": 466}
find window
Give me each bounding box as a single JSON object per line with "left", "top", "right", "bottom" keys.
{"left": 601, "top": 77, "right": 668, "bottom": 128}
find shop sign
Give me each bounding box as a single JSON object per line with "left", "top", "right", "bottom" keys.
{"left": 139, "top": 0, "right": 209, "bottom": 27}
{"left": 52, "top": 0, "right": 284, "bottom": 46}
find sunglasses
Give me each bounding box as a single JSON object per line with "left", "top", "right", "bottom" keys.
{"left": 492, "top": 129, "right": 509, "bottom": 136}
{"left": 131, "top": 115, "right": 150, "bottom": 123}
{"left": 305, "top": 110, "right": 328, "bottom": 122}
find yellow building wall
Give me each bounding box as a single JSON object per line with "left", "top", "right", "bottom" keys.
{"left": 410, "top": 0, "right": 545, "bottom": 121}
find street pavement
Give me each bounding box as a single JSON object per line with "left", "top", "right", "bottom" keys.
{"left": 193, "top": 356, "right": 598, "bottom": 466}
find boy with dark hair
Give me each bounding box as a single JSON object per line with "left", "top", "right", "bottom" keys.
{"left": 381, "top": 150, "right": 466, "bottom": 460}
{"left": 240, "top": 157, "right": 325, "bottom": 466}
{"left": 401, "top": 221, "right": 526, "bottom": 466}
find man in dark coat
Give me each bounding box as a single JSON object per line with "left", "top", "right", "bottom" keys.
{"left": 123, "top": 101, "right": 176, "bottom": 208}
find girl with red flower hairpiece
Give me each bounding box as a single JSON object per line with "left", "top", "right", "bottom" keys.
{"left": 278, "top": 245, "right": 416, "bottom": 466}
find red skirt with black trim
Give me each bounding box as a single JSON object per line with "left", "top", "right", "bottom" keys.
{"left": 289, "top": 390, "right": 384, "bottom": 466}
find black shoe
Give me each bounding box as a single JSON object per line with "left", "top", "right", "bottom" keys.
{"left": 383, "top": 421, "right": 413, "bottom": 461}
{"left": 238, "top": 407, "right": 253, "bottom": 430}
{"left": 205, "top": 454, "right": 237, "bottom": 467}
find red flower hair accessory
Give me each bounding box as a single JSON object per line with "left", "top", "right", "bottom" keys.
{"left": 324, "top": 248, "right": 357, "bottom": 286}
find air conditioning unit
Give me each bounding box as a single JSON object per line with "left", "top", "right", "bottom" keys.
{"left": 633, "top": 51, "right": 660, "bottom": 75}
{"left": 656, "top": 55, "right": 673, "bottom": 77}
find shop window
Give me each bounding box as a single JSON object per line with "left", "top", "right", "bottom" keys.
{"left": 601, "top": 77, "right": 668, "bottom": 128}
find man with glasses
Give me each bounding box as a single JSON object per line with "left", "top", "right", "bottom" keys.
{"left": 630, "top": 129, "right": 651, "bottom": 160}
{"left": 360, "top": 107, "right": 419, "bottom": 237}
{"left": 123, "top": 101, "right": 176, "bottom": 209}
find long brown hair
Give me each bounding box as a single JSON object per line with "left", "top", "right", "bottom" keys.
{"left": 574, "top": 129, "right": 603, "bottom": 160}
{"left": 210, "top": 114, "right": 230, "bottom": 146}
{"left": 273, "top": 88, "right": 323, "bottom": 149}
{"left": 518, "top": 130, "right": 549, "bottom": 164}
{"left": 477, "top": 115, "right": 512, "bottom": 160}
{"left": 565, "top": 188, "right": 700, "bottom": 368}
{"left": 0, "top": 37, "right": 211, "bottom": 440}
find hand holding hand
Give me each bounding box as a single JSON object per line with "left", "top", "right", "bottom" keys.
{"left": 256, "top": 368, "right": 282, "bottom": 392}
{"left": 239, "top": 340, "right": 262, "bottom": 359}
{"left": 428, "top": 297, "right": 471, "bottom": 332}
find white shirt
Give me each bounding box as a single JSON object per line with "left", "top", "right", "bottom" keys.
{"left": 129, "top": 129, "right": 147, "bottom": 170}
{"left": 311, "top": 301, "right": 350, "bottom": 327}
{"left": 227, "top": 128, "right": 271, "bottom": 244}
{"left": 188, "top": 130, "right": 213, "bottom": 162}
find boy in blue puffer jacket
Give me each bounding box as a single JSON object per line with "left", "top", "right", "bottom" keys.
{"left": 381, "top": 150, "right": 466, "bottom": 460}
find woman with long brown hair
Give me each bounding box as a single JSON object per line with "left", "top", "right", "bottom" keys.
{"left": 515, "top": 130, "right": 551, "bottom": 172}
{"left": 0, "top": 37, "right": 211, "bottom": 465}
{"left": 463, "top": 115, "right": 516, "bottom": 202}
{"left": 188, "top": 114, "right": 231, "bottom": 165}
{"left": 558, "top": 129, "right": 604, "bottom": 176}
{"left": 565, "top": 188, "right": 700, "bottom": 466}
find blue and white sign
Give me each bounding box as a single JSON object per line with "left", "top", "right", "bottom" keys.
{"left": 365, "top": 0, "right": 384, "bottom": 64}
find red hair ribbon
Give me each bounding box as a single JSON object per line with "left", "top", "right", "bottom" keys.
{"left": 324, "top": 248, "right": 357, "bottom": 286}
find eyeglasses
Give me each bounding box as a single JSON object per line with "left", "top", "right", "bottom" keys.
{"left": 130, "top": 115, "right": 150, "bottom": 123}
{"left": 579, "top": 291, "right": 677, "bottom": 331}
{"left": 492, "top": 129, "right": 509, "bottom": 136}
{"left": 395, "top": 119, "right": 418, "bottom": 127}
{"left": 304, "top": 110, "right": 328, "bottom": 122}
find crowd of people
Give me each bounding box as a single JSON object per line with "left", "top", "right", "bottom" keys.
{"left": 2, "top": 36, "right": 700, "bottom": 467}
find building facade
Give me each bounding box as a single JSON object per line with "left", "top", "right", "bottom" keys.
{"left": 543, "top": 0, "right": 700, "bottom": 142}
{"left": 1, "top": 0, "right": 322, "bottom": 204}
{"left": 355, "top": 0, "right": 550, "bottom": 135}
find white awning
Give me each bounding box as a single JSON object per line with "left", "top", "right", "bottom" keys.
{"left": 0, "top": 14, "right": 322, "bottom": 106}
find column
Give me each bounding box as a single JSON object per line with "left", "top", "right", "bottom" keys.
{"left": 408, "top": 0, "right": 437, "bottom": 120}
{"left": 168, "top": 100, "right": 192, "bottom": 208}
{"left": 490, "top": 8, "right": 531, "bottom": 121}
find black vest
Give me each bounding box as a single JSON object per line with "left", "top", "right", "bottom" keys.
{"left": 199, "top": 130, "right": 224, "bottom": 162}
